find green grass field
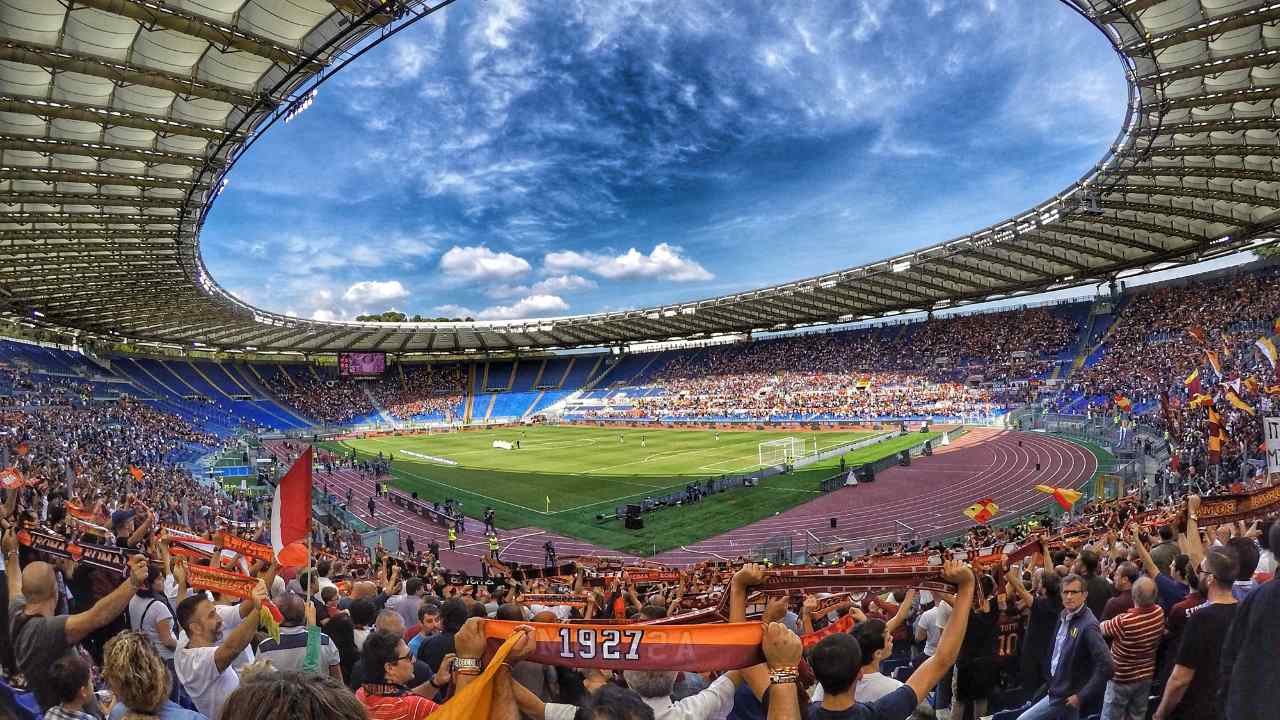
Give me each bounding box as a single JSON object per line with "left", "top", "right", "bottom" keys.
{"left": 323, "top": 425, "right": 940, "bottom": 555}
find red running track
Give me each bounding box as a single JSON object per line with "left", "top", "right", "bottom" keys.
{"left": 270, "top": 429, "right": 1094, "bottom": 573}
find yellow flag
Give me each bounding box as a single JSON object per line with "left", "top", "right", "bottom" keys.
{"left": 430, "top": 631, "right": 520, "bottom": 720}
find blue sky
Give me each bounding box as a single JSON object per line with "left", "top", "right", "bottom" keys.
{"left": 200, "top": 0, "right": 1128, "bottom": 322}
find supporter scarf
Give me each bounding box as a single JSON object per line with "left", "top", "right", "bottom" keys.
{"left": 1198, "top": 483, "right": 1280, "bottom": 525}
{"left": 522, "top": 593, "right": 588, "bottom": 610}
{"left": 215, "top": 531, "right": 274, "bottom": 563}
{"left": 186, "top": 564, "right": 258, "bottom": 599}
{"left": 432, "top": 631, "right": 521, "bottom": 720}
{"left": 16, "top": 526, "right": 132, "bottom": 576}
{"left": 484, "top": 619, "right": 764, "bottom": 671}
{"left": 800, "top": 614, "right": 855, "bottom": 648}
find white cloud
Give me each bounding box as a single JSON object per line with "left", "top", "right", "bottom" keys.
{"left": 545, "top": 243, "right": 713, "bottom": 282}
{"left": 483, "top": 273, "right": 597, "bottom": 300}
{"left": 478, "top": 294, "right": 569, "bottom": 320}
{"left": 312, "top": 309, "right": 339, "bottom": 322}
{"left": 434, "top": 304, "right": 477, "bottom": 319}
{"left": 343, "top": 280, "right": 410, "bottom": 306}
{"left": 439, "top": 245, "right": 531, "bottom": 281}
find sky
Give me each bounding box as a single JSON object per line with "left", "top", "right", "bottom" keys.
{"left": 200, "top": 0, "right": 1132, "bottom": 323}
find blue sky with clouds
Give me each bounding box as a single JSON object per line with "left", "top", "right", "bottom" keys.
{"left": 200, "top": 0, "right": 1128, "bottom": 322}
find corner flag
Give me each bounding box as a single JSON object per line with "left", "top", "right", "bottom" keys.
{"left": 545, "top": 495, "right": 551, "bottom": 512}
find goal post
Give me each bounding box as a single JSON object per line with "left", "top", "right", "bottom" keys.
{"left": 758, "top": 437, "right": 805, "bottom": 466}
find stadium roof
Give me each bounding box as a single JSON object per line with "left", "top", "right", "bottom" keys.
{"left": 4, "top": 0, "right": 1280, "bottom": 355}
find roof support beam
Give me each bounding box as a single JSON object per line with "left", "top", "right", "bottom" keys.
{"left": 1136, "top": 47, "right": 1280, "bottom": 87}
{"left": 959, "top": 248, "right": 1055, "bottom": 278}
{"left": 1068, "top": 214, "right": 1200, "bottom": 243}
{"left": 1142, "top": 85, "right": 1280, "bottom": 113}
{"left": 2, "top": 212, "right": 178, "bottom": 225}
{"left": 1098, "top": 200, "right": 1245, "bottom": 228}
{"left": 1128, "top": 5, "right": 1280, "bottom": 53}
{"left": 931, "top": 257, "right": 1020, "bottom": 286}
{"left": 999, "top": 239, "right": 1092, "bottom": 272}
{"left": 1129, "top": 144, "right": 1280, "bottom": 160}
{"left": 0, "top": 166, "right": 201, "bottom": 190}
{"left": 1056, "top": 222, "right": 1176, "bottom": 254}
{"left": 1021, "top": 232, "right": 1129, "bottom": 265}
{"left": 1098, "top": 0, "right": 1165, "bottom": 24}
{"left": 1102, "top": 184, "right": 1280, "bottom": 207}
{"left": 1134, "top": 118, "right": 1280, "bottom": 137}
{"left": 0, "top": 41, "right": 263, "bottom": 107}
{"left": 0, "top": 95, "right": 235, "bottom": 142}
{"left": 75, "top": 0, "right": 324, "bottom": 73}
{"left": 0, "top": 228, "right": 179, "bottom": 241}
{"left": 1106, "top": 166, "right": 1280, "bottom": 183}
{"left": 0, "top": 135, "right": 214, "bottom": 168}
{"left": 0, "top": 192, "right": 186, "bottom": 209}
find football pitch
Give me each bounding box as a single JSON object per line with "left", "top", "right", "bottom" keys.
{"left": 324, "top": 425, "right": 941, "bottom": 555}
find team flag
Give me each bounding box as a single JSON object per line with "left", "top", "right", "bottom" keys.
{"left": 128, "top": 465, "right": 144, "bottom": 482}
{"left": 1206, "top": 350, "right": 1223, "bottom": 378}
{"left": 1114, "top": 394, "right": 1133, "bottom": 412}
{"left": 1256, "top": 336, "right": 1278, "bottom": 371}
{"left": 964, "top": 498, "right": 999, "bottom": 524}
{"left": 1226, "top": 389, "right": 1256, "bottom": 416}
{"left": 1189, "top": 393, "right": 1213, "bottom": 409}
{"left": 1184, "top": 368, "right": 1201, "bottom": 396}
{"left": 1188, "top": 325, "right": 1207, "bottom": 345}
{"left": 1034, "top": 484, "right": 1082, "bottom": 511}
{"left": 271, "top": 447, "right": 313, "bottom": 567}
{"left": 0, "top": 467, "right": 25, "bottom": 490}
{"left": 1273, "top": 318, "right": 1280, "bottom": 336}
{"left": 15, "top": 442, "right": 28, "bottom": 457}
{"left": 1245, "top": 377, "right": 1261, "bottom": 395}
{"left": 1209, "top": 432, "right": 1223, "bottom": 465}
{"left": 1223, "top": 336, "right": 1233, "bottom": 360}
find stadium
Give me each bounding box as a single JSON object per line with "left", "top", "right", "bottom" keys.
{"left": 1, "top": 2, "right": 1278, "bottom": 720}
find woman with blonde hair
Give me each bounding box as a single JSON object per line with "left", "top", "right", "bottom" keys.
{"left": 101, "top": 631, "right": 207, "bottom": 720}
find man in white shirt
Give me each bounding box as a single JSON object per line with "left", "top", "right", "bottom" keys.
{"left": 620, "top": 669, "right": 742, "bottom": 720}
{"left": 915, "top": 596, "right": 953, "bottom": 711}
{"left": 173, "top": 579, "right": 265, "bottom": 720}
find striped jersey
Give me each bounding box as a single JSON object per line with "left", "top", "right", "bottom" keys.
{"left": 1100, "top": 603, "right": 1165, "bottom": 682}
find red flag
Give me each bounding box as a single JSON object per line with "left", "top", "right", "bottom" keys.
{"left": 271, "top": 447, "right": 313, "bottom": 567}
{"left": 1206, "top": 350, "right": 1223, "bottom": 378}
{"left": 1188, "top": 325, "right": 1207, "bottom": 345}
{"left": 128, "top": 466, "right": 144, "bottom": 482}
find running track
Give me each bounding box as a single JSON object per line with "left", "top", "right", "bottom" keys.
{"left": 268, "top": 430, "right": 1094, "bottom": 574}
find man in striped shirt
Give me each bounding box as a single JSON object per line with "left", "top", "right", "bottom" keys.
{"left": 1098, "top": 577, "right": 1164, "bottom": 720}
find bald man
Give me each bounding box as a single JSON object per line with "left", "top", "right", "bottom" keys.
{"left": 4, "top": 528, "right": 148, "bottom": 713}
{"left": 1100, "top": 576, "right": 1164, "bottom": 720}
{"left": 255, "top": 591, "right": 341, "bottom": 680}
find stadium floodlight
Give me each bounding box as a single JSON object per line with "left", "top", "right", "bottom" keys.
{"left": 758, "top": 437, "right": 805, "bottom": 467}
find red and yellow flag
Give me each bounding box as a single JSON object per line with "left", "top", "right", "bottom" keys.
{"left": 1206, "top": 350, "right": 1223, "bottom": 378}
{"left": 1184, "top": 368, "right": 1201, "bottom": 396}
{"left": 1245, "top": 377, "right": 1261, "bottom": 395}
{"left": 1114, "top": 394, "right": 1133, "bottom": 412}
{"left": 1256, "top": 336, "right": 1278, "bottom": 371}
{"left": 1209, "top": 432, "right": 1223, "bottom": 464}
{"left": 964, "top": 498, "right": 999, "bottom": 524}
{"left": 1226, "top": 389, "right": 1256, "bottom": 416}
{"left": 1189, "top": 325, "right": 1207, "bottom": 345}
{"left": 1034, "top": 484, "right": 1082, "bottom": 511}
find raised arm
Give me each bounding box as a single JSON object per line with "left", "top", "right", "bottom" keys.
{"left": 65, "top": 554, "right": 147, "bottom": 645}
{"left": 884, "top": 589, "right": 917, "bottom": 636}
{"left": 213, "top": 580, "right": 264, "bottom": 673}
{"left": 905, "top": 561, "right": 974, "bottom": 705}
{"left": 3, "top": 528, "right": 20, "bottom": 602}
{"left": 761, "top": 622, "right": 804, "bottom": 720}
{"left": 1182, "top": 496, "right": 1205, "bottom": 568}
{"left": 1131, "top": 524, "right": 1160, "bottom": 578}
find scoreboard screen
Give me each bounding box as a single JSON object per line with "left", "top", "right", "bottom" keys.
{"left": 338, "top": 352, "right": 385, "bottom": 377}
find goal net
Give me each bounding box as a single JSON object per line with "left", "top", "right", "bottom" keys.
{"left": 758, "top": 437, "right": 805, "bottom": 466}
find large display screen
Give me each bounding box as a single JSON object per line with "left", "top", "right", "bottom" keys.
{"left": 339, "top": 352, "right": 386, "bottom": 377}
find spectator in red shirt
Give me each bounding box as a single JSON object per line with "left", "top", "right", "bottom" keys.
{"left": 1100, "top": 562, "right": 1139, "bottom": 622}
{"left": 1100, "top": 577, "right": 1164, "bottom": 720}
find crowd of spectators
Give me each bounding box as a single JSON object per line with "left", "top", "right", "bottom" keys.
{"left": 264, "top": 364, "right": 464, "bottom": 425}
{"left": 617, "top": 308, "right": 1075, "bottom": 420}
